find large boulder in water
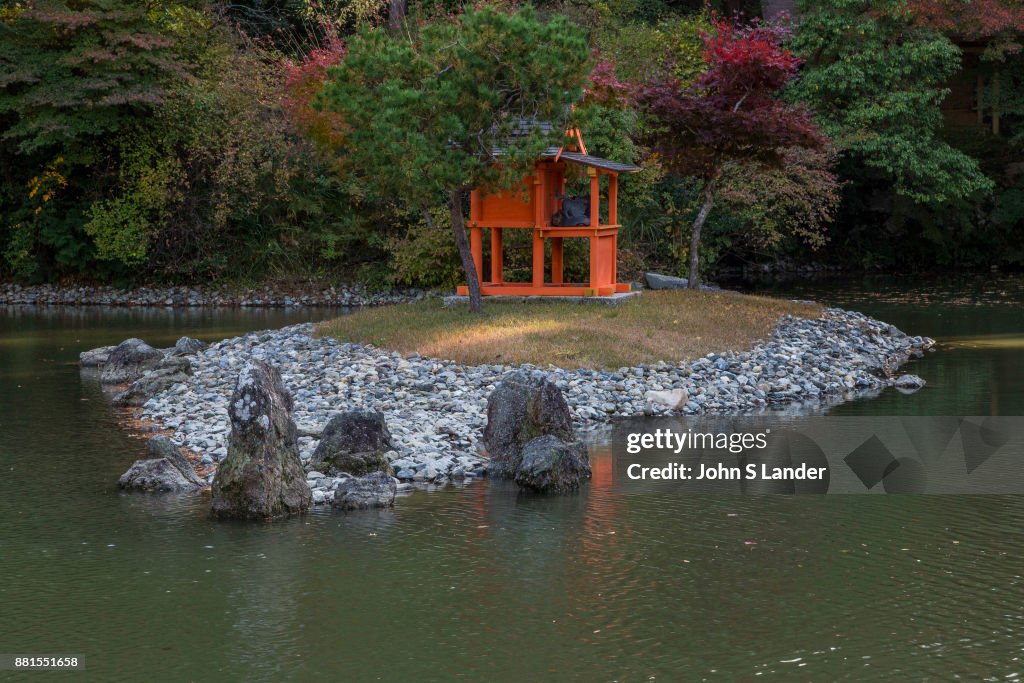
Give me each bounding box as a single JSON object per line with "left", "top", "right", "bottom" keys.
{"left": 119, "top": 435, "right": 205, "bottom": 492}
{"left": 483, "top": 371, "right": 574, "bottom": 478}
{"left": 113, "top": 356, "right": 193, "bottom": 406}
{"left": 309, "top": 411, "right": 395, "bottom": 476}
{"left": 514, "top": 435, "right": 592, "bottom": 493}
{"left": 894, "top": 374, "right": 926, "bottom": 394}
{"left": 80, "top": 345, "right": 117, "bottom": 368}
{"left": 211, "top": 361, "right": 311, "bottom": 520}
{"left": 100, "top": 338, "right": 164, "bottom": 384}
{"left": 332, "top": 471, "right": 397, "bottom": 511}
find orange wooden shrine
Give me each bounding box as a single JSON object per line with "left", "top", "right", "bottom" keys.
{"left": 456, "top": 129, "right": 641, "bottom": 297}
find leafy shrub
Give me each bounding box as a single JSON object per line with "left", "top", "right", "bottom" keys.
{"left": 388, "top": 208, "right": 462, "bottom": 289}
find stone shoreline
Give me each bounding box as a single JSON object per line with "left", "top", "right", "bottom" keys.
{"left": 1, "top": 282, "right": 423, "bottom": 308}
{"left": 104, "top": 307, "right": 933, "bottom": 504}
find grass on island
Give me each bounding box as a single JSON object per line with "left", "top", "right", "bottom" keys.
{"left": 314, "top": 289, "right": 822, "bottom": 370}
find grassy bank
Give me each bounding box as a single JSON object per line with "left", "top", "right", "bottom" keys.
{"left": 314, "top": 290, "right": 821, "bottom": 369}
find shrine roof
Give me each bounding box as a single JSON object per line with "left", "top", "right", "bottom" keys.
{"left": 490, "top": 145, "right": 642, "bottom": 173}
{"left": 490, "top": 118, "right": 642, "bottom": 173}
{"left": 540, "top": 149, "right": 642, "bottom": 173}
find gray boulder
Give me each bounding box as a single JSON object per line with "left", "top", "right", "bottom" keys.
{"left": 113, "top": 356, "right": 193, "bottom": 406}
{"left": 171, "top": 336, "right": 207, "bottom": 356}
{"left": 100, "top": 338, "right": 165, "bottom": 384}
{"left": 332, "top": 471, "right": 397, "bottom": 511}
{"left": 645, "top": 272, "right": 689, "bottom": 290}
{"left": 514, "top": 435, "right": 592, "bottom": 493}
{"left": 80, "top": 345, "right": 117, "bottom": 368}
{"left": 119, "top": 435, "right": 205, "bottom": 492}
{"left": 309, "top": 411, "right": 395, "bottom": 476}
{"left": 645, "top": 388, "right": 689, "bottom": 411}
{"left": 483, "top": 371, "right": 574, "bottom": 478}
{"left": 644, "top": 272, "right": 722, "bottom": 292}
{"left": 894, "top": 374, "right": 926, "bottom": 393}
{"left": 211, "top": 361, "right": 312, "bottom": 520}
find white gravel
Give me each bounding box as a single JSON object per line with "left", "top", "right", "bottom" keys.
{"left": 135, "top": 307, "right": 934, "bottom": 495}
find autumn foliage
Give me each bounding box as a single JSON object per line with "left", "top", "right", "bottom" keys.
{"left": 637, "top": 17, "right": 827, "bottom": 287}
{"left": 640, "top": 18, "right": 824, "bottom": 180}
{"left": 910, "top": 0, "right": 1024, "bottom": 43}
{"left": 281, "top": 33, "right": 348, "bottom": 152}
{"left": 584, "top": 55, "right": 634, "bottom": 108}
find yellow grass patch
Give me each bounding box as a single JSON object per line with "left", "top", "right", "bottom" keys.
{"left": 315, "top": 289, "right": 821, "bottom": 369}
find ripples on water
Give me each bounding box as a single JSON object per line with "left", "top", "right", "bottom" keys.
{"left": 1, "top": 278, "right": 1023, "bottom": 681}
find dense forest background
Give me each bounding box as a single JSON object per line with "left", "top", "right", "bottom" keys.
{"left": 1, "top": 0, "right": 1021, "bottom": 287}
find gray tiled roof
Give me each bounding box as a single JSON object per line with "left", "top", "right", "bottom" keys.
{"left": 491, "top": 145, "right": 642, "bottom": 173}
{"left": 506, "top": 119, "right": 555, "bottom": 136}
{"left": 541, "top": 150, "right": 642, "bottom": 173}
{"left": 491, "top": 118, "right": 642, "bottom": 173}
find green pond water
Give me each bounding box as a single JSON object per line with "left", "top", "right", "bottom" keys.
{"left": 1, "top": 275, "right": 1022, "bottom": 682}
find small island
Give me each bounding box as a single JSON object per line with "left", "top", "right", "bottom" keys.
{"left": 85, "top": 287, "right": 932, "bottom": 507}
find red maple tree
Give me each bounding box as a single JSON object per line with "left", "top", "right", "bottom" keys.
{"left": 910, "top": 0, "right": 1024, "bottom": 42}
{"left": 280, "top": 32, "right": 348, "bottom": 153}
{"left": 584, "top": 55, "right": 634, "bottom": 108}
{"left": 638, "top": 18, "right": 826, "bottom": 289}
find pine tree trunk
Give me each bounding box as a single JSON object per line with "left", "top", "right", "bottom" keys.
{"left": 687, "top": 178, "right": 717, "bottom": 290}
{"left": 450, "top": 189, "right": 483, "bottom": 313}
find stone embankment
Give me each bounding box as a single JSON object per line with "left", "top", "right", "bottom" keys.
{"left": 1, "top": 282, "right": 422, "bottom": 307}
{"left": 88, "top": 307, "right": 934, "bottom": 505}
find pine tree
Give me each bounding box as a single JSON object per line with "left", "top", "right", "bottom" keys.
{"left": 318, "top": 6, "right": 590, "bottom": 312}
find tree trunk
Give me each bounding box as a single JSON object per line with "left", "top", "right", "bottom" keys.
{"left": 387, "top": 0, "right": 407, "bottom": 33}
{"left": 450, "top": 189, "right": 483, "bottom": 313}
{"left": 687, "top": 178, "right": 717, "bottom": 291}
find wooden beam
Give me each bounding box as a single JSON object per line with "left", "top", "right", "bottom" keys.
{"left": 532, "top": 230, "right": 545, "bottom": 288}
{"left": 588, "top": 236, "right": 599, "bottom": 289}
{"left": 611, "top": 232, "right": 618, "bottom": 286}
{"left": 534, "top": 167, "right": 545, "bottom": 228}
{"left": 457, "top": 284, "right": 615, "bottom": 297}
{"left": 575, "top": 128, "right": 588, "bottom": 155}
{"left": 533, "top": 168, "right": 546, "bottom": 287}
{"left": 589, "top": 169, "right": 599, "bottom": 228}
{"left": 473, "top": 220, "right": 535, "bottom": 229}
{"left": 538, "top": 226, "right": 620, "bottom": 238}
{"left": 608, "top": 173, "right": 618, "bottom": 226}
{"left": 551, "top": 237, "right": 564, "bottom": 285}
{"left": 470, "top": 226, "right": 483, "bottom": 282}
{"left": 470, "top": 189, "right": 481, "bottom": 223}
{"left": 490, "top": 228, "right": 503, "bottom": 284}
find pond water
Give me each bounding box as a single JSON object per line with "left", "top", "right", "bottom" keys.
{"left": 1, "top": 275, "right": 1022, "bottom": 681}
{"left": 727, "top": 272, "right": 1024, "bottom": 416}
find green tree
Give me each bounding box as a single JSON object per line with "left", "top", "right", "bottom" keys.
{"left": 0, "top": 0, "right": 194, "bottom": 277}
{"left": 639, "top": 18, "right": 826, "bottom": 289}
{"left": 318, "top": 6, "right": 590, "bottom": 311}
{"left": 595, "top": 13, "right": 711, "bottom": 84}
{"left": 0, "top": 0, "right": 191, "bottom": 157}
{"left": 788, "top": 0, "right": 993, "bottom": 205}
